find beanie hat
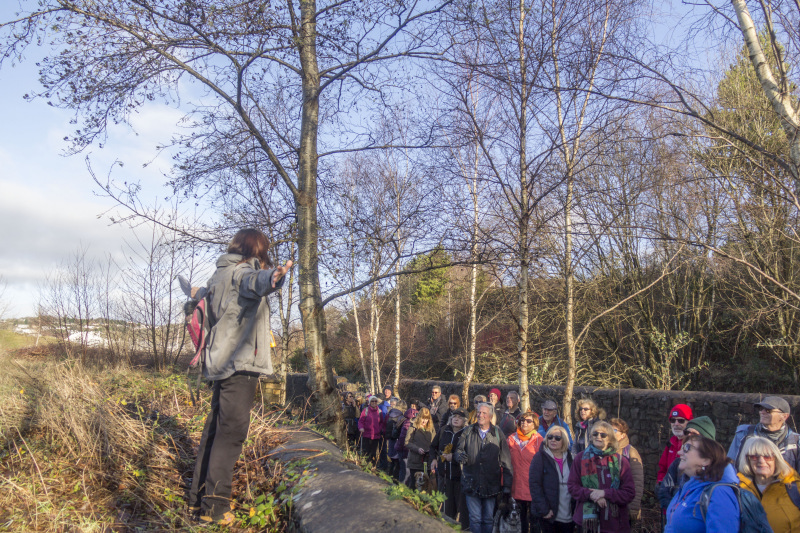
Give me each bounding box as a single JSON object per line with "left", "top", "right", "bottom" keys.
{"left": 685, "top": 416, "right": 716, "bottom": 440}
{"left": 489, "top": 388, "right": 502, "bottom": 399}
{"left": 669, "top": 404, "right": 693, "bottom": 420}
{"left": 384, "top": 384, "right": 393, "bottom": 392}
{"left": 452, "top": 408, "right": 468, "bottom": 419}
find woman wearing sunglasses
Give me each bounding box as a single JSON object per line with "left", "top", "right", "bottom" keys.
{"left": 573, "top": 399, "right": 606, "bottom": 454}
{"left": 664, "top": 435, "right": 740, "bottom": 533}
{"left": 567, "top": 421, "right": 635, "bottom": 532}
{"left": 508, "top": 411, "right": 544, "bottom": 533}
{"left": 737, "top": 436, "right": 800, "bottom": 532}
{"left": 530, "top": 426, "right": 576, "bottom": 532}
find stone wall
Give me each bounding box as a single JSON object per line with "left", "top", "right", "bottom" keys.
{"left": 399, "top": 379, "right": 800, "bottom": 488}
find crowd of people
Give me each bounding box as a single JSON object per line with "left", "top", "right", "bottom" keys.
{"left": 343, "top": 386, "right": 800, "bottom": 532}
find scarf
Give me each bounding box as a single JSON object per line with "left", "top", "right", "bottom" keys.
{"left": 579, "top": 444, "right": 621, "bottom": 533}
{"left": 759, "top": 423, "right": 788, "bottom": 448}
{"left": 517, "top": 427, "right": 536, "bottom": 441}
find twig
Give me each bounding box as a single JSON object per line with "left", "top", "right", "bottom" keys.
{"left": 14, "top": 427, "right": 49, "bottom": 497}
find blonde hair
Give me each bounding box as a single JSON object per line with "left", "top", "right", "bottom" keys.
{"left": 544, "top": 425, "right": 570, "bottom": 454}
{"left": 590, "top": 421, "right": 619, "bottom": 453}
{"left": 577, "top": 398, "right": 606, "bottom": 420}
{"left": 738, "top": 436, "right": 793, "bottom": 480}
{"left": 412, "top": 407, "right": 436, "bottom": 436}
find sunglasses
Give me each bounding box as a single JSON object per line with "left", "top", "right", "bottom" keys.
{"left": 670, "top": 418, "right": 687, "bottom": 424}
{"left": 758, "top": 408, "right": 782, "bottom": 414}
{"left": 579, "top": 407, "right": 591, "bottom": 411}
{"left": 546, "top": 435, "right": 562, "bottom": 441}
{"left": 591, "top": 432, "right": 608, "bottom": 438}
{"left": 519, "top": 418, "right": 535, "bottom": 424}
{"left": 682, "top": 442, "right": 698, "bottom": 453}
{"left": 747, "top": 454, "right": 775, "bottom": 462}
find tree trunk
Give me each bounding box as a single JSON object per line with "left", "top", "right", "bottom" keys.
{"left": 369, "top": 280, "right": 382, "bottom": 393}
{"left": 516, "top": 0, "right": 530, "bottom": 413}
{"left": 297, "top": 0, "right": 344, "bottom": 444}
{"left": 731, "top": 0, "right": 800, "bottom": 184}
{"left": 394, "top": 263, "right": 401, "bottom": 393}
{"left": 563, "top": 170, "right": 576, "bottom": 426}
{"left": 462, "top": 135, "right": 481, "bottom": 407}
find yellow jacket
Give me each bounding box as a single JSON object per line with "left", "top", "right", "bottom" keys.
{"left": 739, "top": 470, "right": 800, "bottom": 533}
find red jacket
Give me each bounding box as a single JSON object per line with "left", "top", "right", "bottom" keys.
{"left": 657, "top": 435, "right": 681, "bottom": 483}
{"left": 508, "top": 431, "right": 543, "bottom": 502}
{"left": 358, "top": 405, "right": 385, "bottom": 440}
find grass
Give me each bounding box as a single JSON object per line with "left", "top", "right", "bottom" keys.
{"left": 0, "top": 339, "right": 295, "bottom": 532}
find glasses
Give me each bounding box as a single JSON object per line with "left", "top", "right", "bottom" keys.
{"left": 449, "top": 402, "right": 458, "bottom": 406}
{"left": 519, "top": 418, "right": 535, "bottom": 424}
{"left": 579, "top": 407, "right": 591, "bottom": 412}
{"left": 547, "top": 435, "right": 563, "bottom": 441}
{"left": 613, "top": 428, "right": 620, "bottom": 433}
{"left": 758, "top": 408, "right": 782, "bottom": 414}
{"left": 670, "top": 418, "right": 687, "bottom": 424}
{"left": 432, "top": 391, "right": 440, "bottom": 395}
{"left": 591, "top": 432, "right": 608, "bottom": 438}
{"left": 682, "top": 443, "right": 698, "bottom": 453}
{"left": 747, "top": 454, "right": 775, "bottom": 462}
{"left": 542, "top": 407, "right": 557, "bottom": 412}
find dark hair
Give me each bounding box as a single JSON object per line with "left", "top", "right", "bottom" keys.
{"left": 227, "top": 228, "right": 273, "bottom": 268}
{"left": 610, "top": 418, "right": 629, "bottom": 434}
{"left": 689, "top": 434, "right": 730, "bottom": 482}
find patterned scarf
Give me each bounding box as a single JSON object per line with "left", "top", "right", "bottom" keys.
{"left": 579, "top": 444, "right": 621, "bottom": 533}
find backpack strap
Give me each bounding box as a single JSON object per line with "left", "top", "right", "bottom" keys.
{"left": 787, "top": 482, "right": 800, "bottom": 511}
{"left": 698, "top": 482, "right": 739, "bottom": 522}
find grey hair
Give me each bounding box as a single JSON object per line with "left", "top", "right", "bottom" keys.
{"left": 738, "top": 436, "right": 793, "bottom": 479}
{"left": 507, "top": 391, "right": 519, "bottom": 400}
{"left": 432, "top": 385, "right": 442, "bottom": 393}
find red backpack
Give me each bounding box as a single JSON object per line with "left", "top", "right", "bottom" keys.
{"left": 179, "top": 275, "right": 210, "bottom": 368}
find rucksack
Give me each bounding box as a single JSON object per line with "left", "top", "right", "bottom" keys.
{"left": 698, "top": 482, "right": 773, "bottom": 533}
{"left": 179, "top": 275, "right": 210, "bottom": 368}
{"left": 786, "top": 482, "right": 800, "bottom": 511}
{"left": 388, "top": 416, "right": 404, "bottom": 440}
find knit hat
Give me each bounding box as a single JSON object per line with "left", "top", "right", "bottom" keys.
{"left": 755, "top": 396, "right": 791, "bottom": 414}
{"left": 489, "top": 388, "right": 502, "bottom": 399}
{"left": 384, "top": 384, "right": 393, "bottom": 392}
{"left": 451, "top": 408, "right": 468, "bottom": 419}
{"left": 669, "top": 404, "right": 693, "bottom": 420}
{"left": 685, "top": 416, "right": 716, "bottom": 440}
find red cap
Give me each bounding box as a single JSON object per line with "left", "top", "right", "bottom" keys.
{"left": 489, "top": 388, "right": 502, "bottom": 399}
{"left": 669, "top": 404, "right": 693, "bottom": 420}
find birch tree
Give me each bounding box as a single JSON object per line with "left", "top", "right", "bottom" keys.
{"left": 1, "top": 0, "right": 452, "bottom": 442}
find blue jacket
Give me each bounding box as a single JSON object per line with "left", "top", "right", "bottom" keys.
{"left": 538, "top": 415, "right": 573, "bottom": 446}
{"left": 665, "top": 464, "right": 740, "bottom": 533}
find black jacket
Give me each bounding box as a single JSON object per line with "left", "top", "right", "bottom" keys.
{"left": 430, "top": 424, "right": 466, "bottom": 479}
{"left": 656, "top": 456, "right": 686, "bottom": 509}
{"left": 455, "top": 423, "right": 513, "bottom": 498}
{"left": 429, "top": 396, "right": 449, "bottom": 427}
{"left": 529, "top": 448, "right": 574, "bottom": 520}
{"left": 498, "top": 407, "right": 521, "bottom": 437}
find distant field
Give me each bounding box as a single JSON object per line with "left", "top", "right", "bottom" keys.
{"left": 0, "top": 329, "right": 40, "bottom": 352}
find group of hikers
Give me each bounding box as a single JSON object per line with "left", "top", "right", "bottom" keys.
{"left": 343, "top": 385, "right": 800, "bottom": 533}
{"left": 179, "top": 227, "right": 799, "bottom": 532}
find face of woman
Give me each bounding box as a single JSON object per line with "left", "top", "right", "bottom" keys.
{"left": 579, "top": 405, "right": 592, "bottom": 421}
{"left": 591, "top": 428, "right": 610, "bottom": 450}
{"left": 546, "top": 432, "right": 564, "bottom": 451}
{"left": 679, "top": 441, "right": 710, "bottom": 477}
{"left": 747, "top": 453, "right": 776, "bottom": 479}
{"left": 419, "top": 415, "right": 430, "bottom": 428}
{"left": 370, "top": 400, "right": 380, "bottom": 409}
{"left": 488, "top": 392, "right": 499, "bottom": 404}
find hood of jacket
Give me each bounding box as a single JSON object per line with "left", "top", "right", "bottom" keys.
{"left": 404, "top": 408, "right": 418, "bottom": 420}
{"left": 387, "top": 407, "right": 404, "bottom": 419}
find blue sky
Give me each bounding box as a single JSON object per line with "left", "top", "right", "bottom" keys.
{"left": 0, "top": 16, "right": 186, "bottom": 317}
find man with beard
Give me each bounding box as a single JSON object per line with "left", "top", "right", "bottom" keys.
{"left": 656, "top": 404, "right": 693, "bottom": 483}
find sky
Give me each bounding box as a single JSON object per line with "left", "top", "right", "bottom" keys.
{"left": 0, "top": 0, "right": 719, "bottom": 319}
{"left": 0, "top": 11, "right": 187, "bottom": 318}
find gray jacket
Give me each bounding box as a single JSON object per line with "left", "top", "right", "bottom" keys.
{"left": 203, "top": 253, "right": 284, "bottom": 381}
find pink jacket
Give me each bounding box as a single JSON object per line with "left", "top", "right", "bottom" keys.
{"left": 508, "top": 431, "right": 543, "bottom": 502}
{"left": 358, "top": 405, "right": 385, "bottom": 440}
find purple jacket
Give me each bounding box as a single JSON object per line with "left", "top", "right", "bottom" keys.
{"left": 358, "top": 405, "right": 385, "bottom": 440}
{"left": 567, "top": 450, "right": 635, "bottom": 533}
{"left": 394, "top": 408, "right": 417, "bottom": 458}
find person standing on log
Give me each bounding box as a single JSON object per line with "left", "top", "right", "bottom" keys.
{"left": 188, "top": 228, "right": 292, "bottom": 526}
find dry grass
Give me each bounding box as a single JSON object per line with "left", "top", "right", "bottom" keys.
{"left": 0, "top": 344, "right": 293, "bottom": 532}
